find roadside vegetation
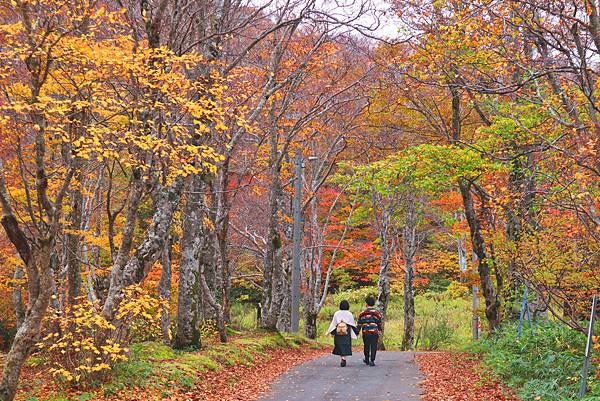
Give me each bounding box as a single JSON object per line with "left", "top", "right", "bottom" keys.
{"left": 472, "top": 322, "right": 600, "bottom": 401}
{"left": 15, "top": 333, "right": 323, "bottom": 401}
{"left": 232, "top": 286, "right": 472, "bottom": 351}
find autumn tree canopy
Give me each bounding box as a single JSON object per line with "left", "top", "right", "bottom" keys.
{"left": 0, "top": 0, "right": 598, "bottom": 400}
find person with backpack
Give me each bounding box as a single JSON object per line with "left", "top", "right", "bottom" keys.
{"left": 326, "top": 300, "right": 358, "bottom": 367}
{"left": 357, "top": 295, "right": 382, "bottom": 366}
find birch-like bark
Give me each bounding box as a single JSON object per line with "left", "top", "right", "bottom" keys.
{"left": 401, "top": 196, "right": 417, "bottom": 350}
{"left": 174, "top": 175, "right": 203, "bottom": 349}
{"left": 1, "top": 243, "right": 53, "bottom": 401}
{"left": 102, "top": 177, "right": 183, "bottom": 323}
{"left": 371, "top": 186, "right": 398, "bottom": 351}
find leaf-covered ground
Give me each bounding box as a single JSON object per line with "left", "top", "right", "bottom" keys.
{"left": 14, "top": 334, "right": 326, "bottom": 401}
{"left": 183, "top": 346, "right": 326, "bottom": 400}
{"left": 417, "top": 352, "right": 520, "bottom": 401}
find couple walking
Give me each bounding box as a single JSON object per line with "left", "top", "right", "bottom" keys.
{"left": 326, "top": 295, "right": 382, "bottom": 367}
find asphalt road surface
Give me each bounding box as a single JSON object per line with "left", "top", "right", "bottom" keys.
{"left": 259, "top": 351, "right": 423, "bottom": 401}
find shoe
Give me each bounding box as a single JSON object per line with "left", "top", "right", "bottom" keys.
{"left": 369, "top": 361, "right": 375, "bottom": 366}
{"left": 363, "top": 358, "right": 369, "bottom": 365}
{"left": 341, "top": 359, "right": 346, "bottom": 367}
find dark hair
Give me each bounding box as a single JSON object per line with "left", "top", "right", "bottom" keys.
{"left": 365, "top": 295, "right": 375, "bottom": 307}
{"left": 339, "top": 300, "right": 350, "bottom": 310}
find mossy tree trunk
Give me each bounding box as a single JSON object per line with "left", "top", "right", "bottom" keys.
{"left": 174, "top": 175, "right": 203, "bottom": 349}
{"left": 158, "top": 236, "right": 173, "bottom": 346}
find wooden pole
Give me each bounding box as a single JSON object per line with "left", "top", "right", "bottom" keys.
{"left": 472, "top": 250, "right": 479, "bottom": 340}
{"left": 290, "top": 151, "right": 303, "bottom": 333}
{"left": 578, "top": 292, "right": 598, "bottom": 398}
{"left": 517, "top": 285, "right": 530, "bottom": 339}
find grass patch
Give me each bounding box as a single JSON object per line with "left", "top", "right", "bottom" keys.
{"left": 470, "top": 321, "right": 600, "bottom": 401}
{"left": 228, "top": 287, "right": 472, "bottom": 351}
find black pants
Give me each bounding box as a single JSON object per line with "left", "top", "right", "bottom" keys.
{"left": 363, "top": 333, "right": 378, "bottom": 362}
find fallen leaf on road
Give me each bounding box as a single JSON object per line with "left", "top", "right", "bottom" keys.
{"left": 417, "top": 352, "right": 520, "bottom": 401}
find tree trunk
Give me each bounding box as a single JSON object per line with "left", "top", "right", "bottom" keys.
{"left": 458, "top": 233, "right": 468, "bottom": 275}
{"left": 260, "top": 158, "right": 286, "bottom": 330}
{"left": 276, "top": 260, "right": 291, "bottom": 332}
{"left": 376, "top": 250, "right": 391, "bottom": 351}
{"left": 12, "top": 265, "right": 25, "bottom": 331}
{"left": 174, "top": 176, "right": 203, "bottom": 349}
{"left": 0, "top": 242, "right": 52, "bottom": 401}
{"left": 214, "top": 165, "right": 232, "bottom": 324}
{"left": 198, "top": 234, "right": 228, "bottom": 343}
{"left": 66, "top": 180, "right": 83, "bottom": 305}
{"left": 504, "top": 153, "right": 532, "bottom": 318}
{"left": 402, "top": 267, "right": 415, "bottom": 350}
{"left": 158, "top": 236, "right": 173, "bottom": 346}
{"left": 449, "top": 83, "right": 500, "bottom": 333}
{"left": 401, "top": 198, "right": 417, "bottom": 351}
{"left": 459, "top": 179, "right": 501, "bottom": 332}
{"left": 304, "top": 308, "right": 318, "bottom": 339}
{"left": 585, "top": 0, "right": 600, "bottom": 59}
{"left": 200, "top": 256, "right": 217, "bottom": 321}
{"left": 102, "top": 177, "right": 183, "bottom": 323}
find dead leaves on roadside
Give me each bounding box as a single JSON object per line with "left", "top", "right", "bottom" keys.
{"left": 417, "top": 353, "right": 520, "bottom": 401}
{"left": 189, "top": 346, "right": 327, "bottom": 401}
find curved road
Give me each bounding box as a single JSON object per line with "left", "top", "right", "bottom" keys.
{"left": 259, "top": 351, "right": 423, "bottom": 401}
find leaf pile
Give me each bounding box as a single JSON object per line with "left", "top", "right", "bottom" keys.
{"left": 417, "top": 352, "right": 520, "bottom": 401}
{"left": 188, "top": 346, "right": 326, "bottom": 401}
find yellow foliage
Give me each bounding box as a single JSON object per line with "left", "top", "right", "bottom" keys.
{"left": 35, "top": 285, "right": 164, "bottom": 386}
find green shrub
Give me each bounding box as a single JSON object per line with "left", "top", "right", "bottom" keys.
{"left": 471, "top": 321, "right": 600, "bottom": 401}
{"left": 332, "top": 287, "right": 382, "bottom": 309}
{"left": 230, "top": 303, "right": 257, "bottom": 331}
{"left": 418, "top": 315, "right": 455, "bottom": 350}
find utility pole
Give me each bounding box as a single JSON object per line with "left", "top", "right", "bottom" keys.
{"left": 290, "top": 151, "right": 303, "bottom": 333}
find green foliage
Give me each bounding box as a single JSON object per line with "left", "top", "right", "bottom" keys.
{"left": 402, "top": 144, "right": 503, "bottom": 193}
{"left": 417, "top": 315, "right": 455, "bottom": 350}
{"left": 230, "top": 303, "right": 258, "bottom": 331}
{"left": 332, "top": 287, "right": 380, "bottom": 309}
{"left": 335, "top": 144, "right": 502, "bottom": 196}
{"left": 477, "top": 102, "right": 552, "bottom": 149}
{"left": 423, "top": 276, "right": 452, "bottom": 294}
{"left": 331, "top": 268, "right": 357, "bottom": 291}
{"left": 471, "top": 322, "right": 600, "bottom": 401}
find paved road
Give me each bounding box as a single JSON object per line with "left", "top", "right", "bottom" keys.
{"left": 259, "top": 351, "right": 423, "bottom": 401}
